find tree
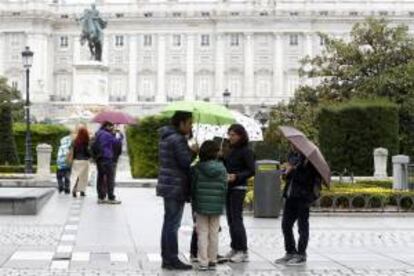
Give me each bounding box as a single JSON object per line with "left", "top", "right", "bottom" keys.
{"left": 0, "top": 77, "right": 22, "bottom": 165}
{"left": 268, "top": 18, "right": 414, "bottom": 157}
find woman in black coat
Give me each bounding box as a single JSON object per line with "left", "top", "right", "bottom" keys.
{"left": 222, "top": 124, "right": 255, "bottom": 263}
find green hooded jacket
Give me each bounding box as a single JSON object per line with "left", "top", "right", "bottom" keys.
{"left": 191, "top": 160, "right": 227, "bottom": 215}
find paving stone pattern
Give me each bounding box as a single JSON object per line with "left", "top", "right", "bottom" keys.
{"left": 0, "top": 188, "right": 414, "bottom": 275}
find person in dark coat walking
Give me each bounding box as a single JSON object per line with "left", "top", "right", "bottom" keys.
{"left": 94, "top": 121, "right": 123, "bottom": 204}
{"left": 157, "top": 111, "right": 194, "bottom": 270}
{"left": 221, "top": 124, "right": 255, "bottom": 263}
{"left": 275, "top": 145, "right": 322, "bottom": 266}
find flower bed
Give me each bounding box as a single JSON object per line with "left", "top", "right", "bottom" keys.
{"left": 246, "top": 179, "right": 414, "bottom": 212}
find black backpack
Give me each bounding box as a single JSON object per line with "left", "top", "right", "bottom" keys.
{"left": 89, "top": 132, "right": 103, "bottom": 162}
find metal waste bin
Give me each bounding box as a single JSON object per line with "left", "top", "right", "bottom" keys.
{"left": 254, "top": 160, "right": 282, "bottom": 218}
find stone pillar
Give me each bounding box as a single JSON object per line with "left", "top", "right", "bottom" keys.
{"left": 305, "top": 33, "right": 313, "bottom": 58}
{"left": 156, "top": 34, "right": 166, "bottom": 102}
{"left": 392, "top": 155, "right": 410, "bottom": 190}
{"left": 128, "top": 35, "right": 138, "bottom": 102}
{"left": 185, "top": 34, "right": 195, "bottom": 101}
{"left": 374, "top": 148, "right": 388, "bottom": 178}
{"left": 73, "top": 36, "right": 81, "bottom": 64}
{"left": 244, "top": 33, "right": 254, "bottom": 99}
{"left": 0, "top": 32, "right": 5, "bottom": 76}
{"left": 273, "top": 33, "right": 284, "bottom": 98}
{"left": 36, "top": 144, "right": 52, "bottom": 179}
{"left": 215, "top": 33, "right": 225, "bottom": 99}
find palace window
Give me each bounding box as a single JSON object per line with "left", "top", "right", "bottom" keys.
{"left": 379, "top": 11, "right": 388, "bottom": 16}
{"left": 230, "top": 12, "right": 240, "bottom": 16}
{"left": 172, "top": 12, "right": 182, "bottom": 17}
{"left": 289, "top": 34, "right": 299, "bottom": 46}
{"left": 201, "top": 12, "right": 210, "bottom": 17}
{"left": 11, "top": 81, "right": 18, "bottom": 90}
{"left": 144, "top": 35, "right": 152, "bottom": 47}
{"left": 289, "top": 11, "right": 299, "bottom": 16}
{"left": 60, "top": 36, "right": 69, "bottom": 48}
{"left": 319, "top": 11, "right": 329, "bottom": 16}
{"left": 144, "top": 12, "right": 153, "bottom": 18}
{"left": 172, "top": 35, "right": 181, "bottom": 47}
{"left": 319, "top": 35, "right": 326, "bottom": 46}
{"left": 115, "top": 35, "right": 124, "bottom": 48}
{"left": 349, "top": 11, "right": 358, "bottom": 16}
{"left": 201, "top": 35, "right": 210, "bottom": 47}
{"left": 230, "top": 34, "right": 240, "bottom": 47}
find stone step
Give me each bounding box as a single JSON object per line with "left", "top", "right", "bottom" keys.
{"left": 0, "top": 188, "right": 55, "bottom": 215}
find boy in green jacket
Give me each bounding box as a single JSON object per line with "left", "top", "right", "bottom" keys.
{"left": 192, "top": 140, "right": 227, "bottom": 271}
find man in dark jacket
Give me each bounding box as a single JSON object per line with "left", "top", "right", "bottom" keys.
{"left": 95, "top": 121, "right": 123, "bottom": 204}
{"left": 275, "top": 146, "right": 321, "bottom": 266}
{"left": 157, "top": 111, "right": 193, "bottom": 270}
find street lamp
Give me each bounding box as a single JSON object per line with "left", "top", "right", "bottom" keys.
{"left": 255, "top": 103, "right": 269, "bottom": 133}
{"left": 222, "top": 89, "right": 231, "bottom": 108}
{"left": 22, "top": 46, "right": 34, "bottom": 174}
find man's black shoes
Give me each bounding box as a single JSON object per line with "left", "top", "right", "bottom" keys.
{"left": 162, "top": 260, "right": 192, "bottom": 270}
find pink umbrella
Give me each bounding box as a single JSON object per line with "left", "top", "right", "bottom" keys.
{"left": 279, "top": 126, "right": 331, "bottom": 187}
{"left": 92, "top": 111, "right": 137, "bottom": 125}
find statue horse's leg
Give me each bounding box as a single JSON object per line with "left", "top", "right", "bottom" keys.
{"left": 95, "top": 42, "right": 102, "bottom": 62}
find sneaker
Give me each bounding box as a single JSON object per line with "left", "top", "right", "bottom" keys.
{"left": 190, "top": 254, "right": 198, "bottom": 263}
{"left": 97, "top": 199, "right": 106, "bottom": 204}
{"left": 80, "top": 192, "right": 86, "bottom": 197}
{"left": 64, "top": 189, "right": 70, "bottom": 194}
{"left": 197, "top": 264, "right": 209, "bottom": 271}
{"left": 286, "top": 254, "right": 307, "bottom": 266}
{"left": 208, "top": 262, "right": 217, "bottom": 270}
{"left": 162, "top": 260, "right": 192, "bottom": 270}
{"left": 217, "top": 254, "right": 228, "bottom": 264}
{"left": 72, "top": 192, "right": 77, "bottom": 198}
{"left": 223, "top": 249, "right": 237, "bottom": 260}
{"left": 230, "top": 251, "right": 249, "bottom": 263}
{"left": 107, "top": 199, "right": 122, "bottom": 205}
{"left": 274, "top": 253, "right": 296, "bottom": 265}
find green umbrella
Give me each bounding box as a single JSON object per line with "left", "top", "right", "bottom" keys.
{"left": 162, "top": 101, "right": 235, "bottom": 125}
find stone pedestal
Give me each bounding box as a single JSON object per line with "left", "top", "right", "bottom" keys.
{"left": 392, "top": 155, "right": 410, "bottom": 190}
{"left": 36, "top": 144, "right": 52, "bottom": 179}
{"left": 374, "top": 148, "right": 388, "bottom": 178}
{"left": 72, "top": 62, "right": 109, "bottom": 105}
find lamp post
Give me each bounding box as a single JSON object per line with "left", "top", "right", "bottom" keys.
{"left": 222, "top": 89, "right": 231, "bottom": 108}
{"left": 22, "top": 46, "right": 34, "bottom": 174}
{"left": 256, "top": 103, "right": 269, "bottom": 133}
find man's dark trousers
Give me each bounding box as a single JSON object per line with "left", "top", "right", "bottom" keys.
{"left": 97, "top": 159, "right": 115, "bottom": 200}
{"left": 282, "top": 198, "right": 310, "bottom": 255}
{"left": 57, "top": 168, "right": 70, "bottom": 192}
{"left": 161, "top": 198, "right": 185, "bottom": 264}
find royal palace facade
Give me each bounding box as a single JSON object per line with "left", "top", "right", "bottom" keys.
{"left": 1, "top": 0, "right": 414, "bottom": 119}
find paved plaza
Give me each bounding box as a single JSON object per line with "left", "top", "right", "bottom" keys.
{"left": 0, "top": 187, "right": 414, "bottom": 275}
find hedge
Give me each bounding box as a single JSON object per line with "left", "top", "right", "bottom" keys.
{"left": 13, "top": 123, "right": 70, "bottom": 165}
{"left": 317, "top": 99, "right": 399, "bottom": 176}
{"left": 0, "top": 106, "right": 19, "bottom": 165}
{"left": 126, "top": 116, "right": 169, "bottom": 178}
{"left": 0, "top": 165, "right": 57, "bottom": 174}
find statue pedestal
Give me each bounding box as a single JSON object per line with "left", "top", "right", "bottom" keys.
{"left": 72, "top": 61, "right": 109, "bottom": 105}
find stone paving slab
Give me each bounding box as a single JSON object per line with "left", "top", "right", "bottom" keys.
{"left": 0, "top": 188, "right": 414, "bottom": 275}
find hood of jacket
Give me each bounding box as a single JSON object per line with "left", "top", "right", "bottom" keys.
{"left": 196, "top": 161, "right": 224, "bottom": 178}
{"left": 60, "top": 135, "right": 72, "bottom": 147}
{"left": 159, "top": 126, "right": 179, "bottom": 140}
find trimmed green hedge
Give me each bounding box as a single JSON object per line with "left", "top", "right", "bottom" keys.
{"left": 317, "top": 99, "right": 399, "bottom": 176}
{"left": 13, "top": 123, "right": 70, "bottom": 165}
{"left": 126, "top": 116, "right": 169, "bottom": 178}
{"left": 0, "top": 165, "right": 57, "bottom": 174}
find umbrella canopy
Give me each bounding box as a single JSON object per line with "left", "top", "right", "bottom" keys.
{"left": 279, "top": 126, "right": 331, "bottom": 187}
{"left": 194, "top": 110, "right": 264, "bottom": 144}
{"left": 162, "top": 101, "right": 235, "bottom": 125}
{"left": 92, "top": 111, "right": 137, "bottom": 125}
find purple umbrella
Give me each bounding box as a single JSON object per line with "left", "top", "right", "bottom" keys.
{"left": 92, "top": 111, "right": 137, "bottom": 125}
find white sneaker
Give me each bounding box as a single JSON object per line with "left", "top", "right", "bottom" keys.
{"left": 223, "top": 249, "right": 237, "bottom": 260}
{"left": 230, "top": 251, "right": 249, "bottom": 263}
{"left": 286, "top": 254, "right": 307, "bottom": 266}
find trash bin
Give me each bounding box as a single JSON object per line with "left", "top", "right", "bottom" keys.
{"left": 254, "top": 160, "right": 282, "bottom": 218}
